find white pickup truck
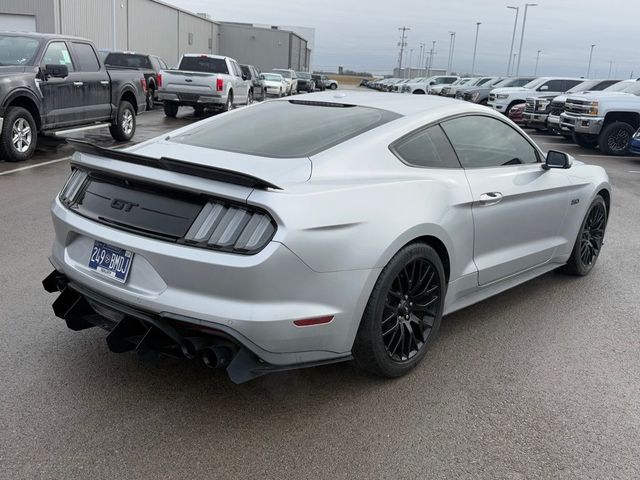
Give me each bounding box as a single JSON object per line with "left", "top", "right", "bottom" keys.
{"left": 158, "top": 54, "right": 251, "bottom": 117}
{"left": 488, "top": 77, "right": 583, "bottom": 115}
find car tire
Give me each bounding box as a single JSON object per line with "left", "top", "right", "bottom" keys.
{"left": 572, "top": 132, "right": 599, "bottom": 149}
{"left": 413, "top": 90, "right": 425, "bottom": 95}
{"left": 109, "top": 100, "right": 136, "bottom": 142}
{"left": 221, "top": 91, "right": 233, "bottom": 112}
{"left": 163, "top": 102, "right": 179, "bottom": 118}
{"left": 330, "top": 83, "right": 337, "bottom": 90}
{"left": 561, "top": 195, "right": 607, "bottom": 276}
{"left": 247, "top": 88, "right": 253, "bottom": 105}
{"left": 598, "top": 121, "right": 635, "bottom": 156}
{"left": 0, "top": 106, "right": 38, "bottom": 162}
{"left": 146, "top": 88, "right": 155, "bottom": 110}
{"left": 352, "top": 242, "right": 446, "bottom": 378}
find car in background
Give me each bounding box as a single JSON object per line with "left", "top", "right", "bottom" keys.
{"left": 460, "top": 77, "right": 536, "bottom": 105}
{"left": 488, "top": 77, "right": 583, "bottom": 115}
{"left": 403, "top": 75, "right": 459, "bottom": 94}
{"left": 272, "top": 69, "right": 298, "bottom": 95}
{"left": 296, "top": 72, "right": 316, "bottom": 93}
{"left": 0, "top": 32, "right": 146, "bottom": 162}
{"left": 442, "top": 77, "right": 493, "bottom": 98}
{"left": 158, "top": 54, "right": 250, "bottom": 117}
{"left": 241, "top": 64, "right": 265, "bottom": 101}
{"left": 312, "top": 74, "right": 326, "bottom": 91}
{"left": 508, "top": 102, "right": 526, "bottom": 126}
{"left": 104, "top": 51, "right": 169, "bottom": 110}
{"left": 455, "top": 77, "right": 505, "bottom": 101}
{"left": 545, "top": 79, "right": 624, "bottom": 136}
{"left": 430, "top": 77, "right": 471, "bottom": 95}
{"left": 320, "top": 75, "right": 339, "bottom": 90}
{"left": 260, "top": 73, "right": 287, "bottom": 97}
{"left": 630, "top": 128, "right": 640, "bottom": 155}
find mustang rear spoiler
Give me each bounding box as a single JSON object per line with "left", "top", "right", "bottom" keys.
{"left": 66, "top": 139, "right": 282, "bottom": 190}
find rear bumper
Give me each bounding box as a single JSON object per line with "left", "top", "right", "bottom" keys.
{"left": 158, "top": 91, "right": 225, "bottom": 106}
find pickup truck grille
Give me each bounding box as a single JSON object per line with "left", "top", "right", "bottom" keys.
{"left": 488, "top": 93, "right": 496, "bottom": 102}
{"left": 525, "top": 99, "right": 536, "bottom": 113}
{"left": 564, "top": 99, "right": 594, "bottom": 116}
{"left": 549, "top": 101, "right": 565, "bottom": 116}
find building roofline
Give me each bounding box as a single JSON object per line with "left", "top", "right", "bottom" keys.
{"left": 150, "top": 0, "right": 220, "bottom": 25}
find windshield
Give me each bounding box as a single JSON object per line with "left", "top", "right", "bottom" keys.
{"left": 604, "top": 81, "right": 637, "bottom": 92}
{"left": 172, "top": 100, "right": 401, "bottom": 158}
{"left": 622, "top": 81, "right": 640, "bottom": 95}
{"left": 0, "top": 35, "right": 41, "bottom": 66}
{"left": 297, "top": 72, "right": 311, "bottom": 79}
{"left": 523, "top": 78, "right": 548, "bottom": 89}
{"left": 475, "top": 78, "right": 494, "bottom": 86}
{"left": 262, "top": 74, "right": 282, "bottom": 81}
{"left": 273, "top": 69, "right": 292, "bottom": 78}
{"left": 566, "top": 80, "right": 598, "bottom": 93}
{"left": 486, "top": 78, "right": 505, "bottom": 87}
{"left": 179, "top": 56, "right": 228, "bottom": 74}
{"left": 495, "top": 77, "right": 535, "bottom": 88}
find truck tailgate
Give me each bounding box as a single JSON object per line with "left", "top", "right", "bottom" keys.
{"left": 162, "top": 70, "right": 218, "bottom": 94}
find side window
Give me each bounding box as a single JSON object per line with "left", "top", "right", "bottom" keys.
{"left": 42, "top": 42, "right": 74, "bottom": 71}
{"left": 563, "top": 80, "right": 582, "bottom": 91}
{"left": 540, "top": 80, "right": 565, "bottom": 92}
{"left": 392, "top": 125, "right": 460, "bottom": 169}
{"left": 71, "top": 42, "right": 100, "bottom": 72}
{"left": 441, "top": 116, "right": 539, "bottom": 168}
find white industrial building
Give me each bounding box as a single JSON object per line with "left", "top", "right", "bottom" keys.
{"left": 0, "top": 0, "right": 313, "bottom": 70}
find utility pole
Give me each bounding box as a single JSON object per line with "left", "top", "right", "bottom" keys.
{"left": 506, "top": 6, "right": 519, "bottom": 76}
{"left": 408, "top": 49, "right": 413, "bottom": 79}
{"left": 587, "top": 44, "right": 596, "bottom": 78}
{"left": 608, "top": 60, "right": 614, "bottom": 78}
{"left": 397, "top": 26, "right": 410, "bottom": 74}
{"left": 516, "top": 3, "right": 537, "bottom": 76}
{"left": 111, "top": 0, "right": 117, "bottom": 50}
{"left": 471, "top": 22, "right": 481, "bottom": 75}
{"left": 418, "top": 43, "right": 425, "bottom": 74}
{"left": 534, "top": 50, "right": 541, "bottom": 75}
{"left": 447, "top": 32, "right": 456, "bottom": 75}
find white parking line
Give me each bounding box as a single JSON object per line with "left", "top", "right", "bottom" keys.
{"left": 629, "top": 171, "right": 640, "bottom": 174}
{"left": 0, "top": 157, "right": 69, "bottom": 176}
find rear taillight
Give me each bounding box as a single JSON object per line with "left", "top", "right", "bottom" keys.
{"left": 157, "top": 73, "right": 162, "bottom": 88}
{"left": 216, "top": 78, "right": 224, "bottom": 92}
{"left": 183, "top": 200, "right": 276, "bottom": 254}
{"left": 59, "top": 169, "right": 88, "bottom": 206}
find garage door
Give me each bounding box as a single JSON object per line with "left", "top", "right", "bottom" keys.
{"left": 0, "top": 13, "right": 36, "bottom": 33}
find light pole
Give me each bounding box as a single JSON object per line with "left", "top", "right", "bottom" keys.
{"left": 418, "top": 43, "right": 425, "bottom": 74}
{"left": 471, "top": 22, "right": 481, "bottom": 75}
{"left": 408, "top": 49, "right": 413, "bottom": 78}
{"left": 397, "top": 26, "right": 410, "bottom": 73}
{"left": 608, "top": 60, "right": 614, "bottom": 78}
{"left": 587, "top": 44, "right": 596, "bottom": 78}
{"left": 516, "top": 3, "right": 537, "bottom": 76}
{"left": 447, "top": 31, "right": 456, "bottom": 75}
{"left": 506, "top": 6, "right": 519, "bottom": 76}
{"left": 534, "top": 50, "right": 541, "bottom": 75}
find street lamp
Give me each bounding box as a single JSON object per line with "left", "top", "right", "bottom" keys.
{"left": 471, "top": 22, "right": 481, "bottom": 75}
{"left": 448, "top": 31, "right": 456, "bottom": 75}
{"left": 506, "top": 6, "right": 519, "bottom": 76}
{"left": 516, "top": 3, "right": 537, "bottom": 76}
{"left": 587, "top": 44, "right": 596, "bottom": 78}
{"left": 534, "top": 49, "right": 542, "bottom": 75}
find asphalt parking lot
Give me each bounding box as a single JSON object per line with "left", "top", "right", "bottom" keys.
{"left": 1, "top": 100, "right": 639, "bottom": 479}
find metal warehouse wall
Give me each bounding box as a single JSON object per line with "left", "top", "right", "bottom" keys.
{"left": 59, "top": 0, "right": 127, "bottom": 50}
{"left": 177, "top": 11, "right": 214, "bottom": 61}
{"left": 218, "top": 23, "right": 291, "bottom": 72}
{"left": 0, "top": 0, "right": 56, "bottom": 33}
{"left": 127, "top": 0, "right": 178, "bottom": 64}
{"left": 289, "top": 35, "right": 308, "bottom": 71}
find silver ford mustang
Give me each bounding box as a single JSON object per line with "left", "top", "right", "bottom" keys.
{"left": 43, "top": 91, "right": 611, "bottom": 383}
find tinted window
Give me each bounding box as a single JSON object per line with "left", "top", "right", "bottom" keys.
{"left": 42, "top": 42, "right": 74, "bottom": 71}
{"left": 0, "top": 35, "right": 41, "bottom": 66}
{"left": 72, "top": 42, "right": 100, "bottom": 72}
{"left": 179, "top": 56, "right": 228, "bottom": 74}
{"left": 441, "top": 116, "right": 539, "bottom": 168}
{"left": 172, "top": 101, "right": 401, "bottom": 158}
{"left": 240, "top": 65, "right": 250, "bottom": 77}
{"left": 540, "top": 80, "right": 565, "bottom": 91}
{"left": 564, "top": 80, "right": 582, "bottom": 91}
{"left": 274, "top": 69, "right": 292, "bottom": 78}
{"left": 105, "top": 53, "right": 151, "bottom": 69}
{"left": 593, "top": 80, "right": 618, "bottom": 90}
{"left": 392, "top": 125, "right": 460, "bottom": 169}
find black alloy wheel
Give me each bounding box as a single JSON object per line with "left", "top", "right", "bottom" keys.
{"left": 382, "top": 258, "right": 440, "bottom": 362}
{"left": 579, "top": 201, "right": 607, "bottom": 267}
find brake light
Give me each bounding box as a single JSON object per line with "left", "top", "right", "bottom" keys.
{"left": 216, "top": 78, "right": 224, "bottom": 92}
{"left": 157, "top": 73, "right": 162, "bottom": 88}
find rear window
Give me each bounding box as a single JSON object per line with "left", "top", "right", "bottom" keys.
{"left": 172, "top": 101, "right": 401, "bottom": 158}
{"left": 179, "top": 56, "right": 228, "bottom": 74}
{"left": 273, "top": 69, "right": 291, "bottom": 78}
{"left": 105, "top": 53, "right": 151, "bottom": 69}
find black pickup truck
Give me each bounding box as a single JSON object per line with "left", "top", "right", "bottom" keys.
{"left": 0, "top": 32, "right": 147, "bottom": 162}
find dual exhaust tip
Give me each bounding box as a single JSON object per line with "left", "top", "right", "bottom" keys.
{"left": 181, "top": 337, "right": 236, "bottom": 369}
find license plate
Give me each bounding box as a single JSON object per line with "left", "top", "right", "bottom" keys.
{"left": 88, "top": 241, "right": 133, "bottom": 283}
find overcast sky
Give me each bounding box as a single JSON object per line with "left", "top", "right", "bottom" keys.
{"left": 166, "top": 0, "right": 637, "bottom": 78}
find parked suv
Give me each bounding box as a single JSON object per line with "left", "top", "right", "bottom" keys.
{"left": 295, "top": 72, "right": 315, "bottom": 93}
{"left": 104, "top": 51, "right": 168, "bottom": 110}
{"left": 272, "top": 69, "right": 298, "bottom": 95}
{"left": 525, "top": 79, "right": 621, "bottom": 131}
{"left": 443, "top": 77, "right": 494, "bottom": 98}
{"left": 461, "top": 77, "right": 535, "bottom": 105}
{"left": 431, "top": 77, "right": 472, "bottom": 95}
{"left": 488, "top": 77, "right": 583, "bottom": 115}
{"left": 158, "top": 54, "right": 251, "bottom": 116}
{"left": 311, "top": 74, "right": 326, "bottom": 91}
{"left": 560, "top": 79, "right": 640, "bottom": 155}
{"left": 240, "top": 64, "right": 265, "bottom": 101}
{"left": 0, "top": 32, "right": 146, "bottom": 162}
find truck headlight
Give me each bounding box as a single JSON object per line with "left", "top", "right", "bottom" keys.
{"left": 588, "top": 101, "right": 599, "bottom": 115}
{"left": 496, "top": 94, "right": 509, "bottom": 100}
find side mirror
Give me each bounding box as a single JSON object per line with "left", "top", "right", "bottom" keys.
{"left": 241, "top": 73, "right": 249, "bottom": 81}
{"left": 44, "top": 64, "right": 69, "bottom": 79}
{"left": 538, "top": 85, "right": 549, "bottom": 91}
{"left": 543, "top": 150, "right": 572, "bottom": 170}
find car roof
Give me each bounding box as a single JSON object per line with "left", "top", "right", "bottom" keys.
{"left": 0, "top": 31, "right": 90, "bottom": 42}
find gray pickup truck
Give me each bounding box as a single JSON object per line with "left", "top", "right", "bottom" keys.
{"left": 0, "top": 32, "right": 147, "bottom": 162}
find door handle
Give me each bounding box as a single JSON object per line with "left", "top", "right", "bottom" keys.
{"left": 100, "top": 80, "right": 109, "bottom": 86}
{"left": 73, "top": 81, "right": 84, "bottom": 87}
{"left": 479, "top": 192, "right": 503, "bottom": 206}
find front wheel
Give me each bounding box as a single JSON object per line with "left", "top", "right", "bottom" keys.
{"left": 145, "top": 88, "right": 155, "bottom": 110}
{"left": 353, "top": 243, "right": 445, "bottom": 378}
{"left": 247, "top": 88, "right": 253, "bottom": 105}
{"left": 109, "top": 100, "right": 136, "bottom": 142}
{"left": 561, "top": 195, "right": 607, "bottom": 276}
{"left": 221, "top": 92, "right": 233, "bottom": 112}
{"left": 0, "top": 106, "right": 37, "bottom": 162}
{"left": 330, "top": 83, "right": 337, "bottom": 90}
{"left": 598, "top": 121, "right": 635, "bottom": 156}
